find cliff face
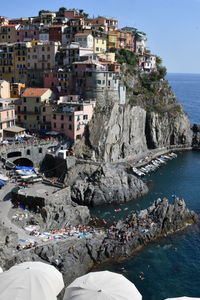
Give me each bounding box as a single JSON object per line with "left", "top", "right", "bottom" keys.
{"left": 76, "top": 104, "right": 147, "bottom": 162}
{"left": 75, "top": 78, "right": 192, "bottom": 163}
{"left": 146, "top": 110, "right": 192, "bottom": 149}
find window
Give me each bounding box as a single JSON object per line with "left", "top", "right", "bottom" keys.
{"left": 37, "top": 116, "right": 40, "bottom": 120}
{"left": 68, "top": 124, "right": 72, "bottom": 130}
{"left": 24, "top": 106, "right": 27, "bottom": 112}
{"left": 36, "top": 97, "right": 39, "bottom": 103}
{"left": 61, "top": 115, "right": 64, "bottom": 120}
{"left": 39, "top": 148, "right": 42, "bottom": 153}
{"left": 27, "top": 149, "right": 30, "bottom": 155}
{"left": 96, "top": 47, "right": 99, "bottom": 51}
{"left": 42, "top": 107, "right": 46, "bottom": 112}
{"left": 53, "top": 114, "right": 56, "bottom": 120}
{"left": 54, "top": 123, "right": 56, "bottom": 128}
{"left": 69, "top": 116, "right": 72, "bottom": 121}
{"left": 83, "top": 115, "right": 88, "bottom": 120}
{"left": 43, "top": 116, "right": 46, "bottom": 122}
{"left": 61, "top": 123, "right": 64, "bottom": 129}
{"left": 24, "top": 115, "right": 27, "bottom": 120}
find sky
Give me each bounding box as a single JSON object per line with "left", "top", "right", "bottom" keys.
{"left": 2, "top": 0, "right": 200, "bottom": 73}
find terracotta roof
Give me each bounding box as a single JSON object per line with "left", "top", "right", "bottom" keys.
{"left": 22, "top": 88, "right": 49, "bottom": 97}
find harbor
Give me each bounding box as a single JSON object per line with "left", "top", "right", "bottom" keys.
{"left": 132, "top": 152, "right": 178, "bottom": 177}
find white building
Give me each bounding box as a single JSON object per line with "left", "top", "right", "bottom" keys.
{"left": 74, "top": 33, "right": 94, "bottom": 49}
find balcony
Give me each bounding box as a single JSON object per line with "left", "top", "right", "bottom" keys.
{"left": 0, "top": 105, "right": 15, "bottom": 112}
{"left": 0, "top": 116, "right": 16, "bottom": 123}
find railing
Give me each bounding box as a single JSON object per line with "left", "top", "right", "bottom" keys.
{"left": 0, "top": 105, "right": 15, "bottom": 112}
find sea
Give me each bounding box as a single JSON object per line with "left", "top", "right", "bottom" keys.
{"left": 91, "top": 73, "right": 200, "bottom": 300}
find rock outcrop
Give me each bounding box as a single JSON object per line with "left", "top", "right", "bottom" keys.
{"left": 1, "top": 198, "right": 197, "bottom": 289}
{"left": 65, "top": 162, "right": 148, "bottom": 205}
{"left": 192, "top": 124, "right": 200, "bottom": 150}
{"left": 12, "top": 187, "right": 90, "bottom": 231}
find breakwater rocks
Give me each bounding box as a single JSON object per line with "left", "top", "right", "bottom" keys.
{"left": 65, "top": 162, "right": 148, "bottom": 205}
{"left": 2, "top": 197, "right": 197, "bottom": 287}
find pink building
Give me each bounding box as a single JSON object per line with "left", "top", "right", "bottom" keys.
{"left": 0, "top": 99, "right": 16, "bottom": 141}
{"left": 43, "top": 70, "right": 59, "bottom": 89}
{"left": 51, "top": 101, "right": 95, "bottom": 140}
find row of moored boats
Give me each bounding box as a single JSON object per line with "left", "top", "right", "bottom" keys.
{"left": 132, "top": 153, "right": 177, "bottom": 176}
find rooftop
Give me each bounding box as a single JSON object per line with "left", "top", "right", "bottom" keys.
{"left": 3, "top": 126, "right": 26, "bottom": 133}
{"left": 22, "top": 88, "right": 49, "bottom": 97}
{"left": 75, "top": 33, "right": 91, "bottom": 37}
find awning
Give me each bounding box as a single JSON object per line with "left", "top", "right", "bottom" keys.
{"left": 15, "top": 166, "right": 34, "bottom": 170}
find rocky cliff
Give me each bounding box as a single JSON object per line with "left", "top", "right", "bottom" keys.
{"left": 75, "top": 74, "right": 192, "bottom": 163}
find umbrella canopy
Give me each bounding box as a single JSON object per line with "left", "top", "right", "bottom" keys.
{"left": 0, "top": 261, "right": 64, "bottom": 300}
{"left": 64, "top": 271, "right": 142, "bottom": 300}
{"left": 165, "top": 298, "right": 199, "bottom": 300}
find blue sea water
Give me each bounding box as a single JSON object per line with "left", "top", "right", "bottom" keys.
{"left": 92, "top": 73, "right": 200, "bottom": 300}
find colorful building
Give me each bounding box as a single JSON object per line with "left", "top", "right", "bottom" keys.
{"left": 0, "top": 24, "right": 20, "bottom": 43}
{"left": 93, "top": 34, "right": 107, "bottom": 53}
{"left": 0, "top": 99, "right": 16, "bottom": 141}
{"left": 74, "top": 33, "right": 93, "bottom": 49}
{"left": 91, "top": 17, "right": 118, "bottom": 32}
{"left": 51, "top": 101, "right": 95, "bottom": 140}
{"left": 107, "top": 31, "right": 118, "bottom": 49}
{"left": 17, "top": 88, "right": 54, "bottom": 131}
{"left": 49, "top": 25, "right": 67, "bottom": 43}
{"left": 27, "top": 41, "right": 60, "bottom": 86}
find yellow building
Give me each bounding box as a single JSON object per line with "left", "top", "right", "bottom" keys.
{"left": 0, "top": 25, "right": 20, "bottom": 43}
{"left": 13, "top": 42, "right": 31, "bottom": 83}
{"left": 93, "top": 35, "right": 107, "bottom": 54}
{"left": 0, "top": 42, "right": 31, "bottom": 83}
{"left": 107, "top": 31, "right": 118, "bottom": 49}
{"left": 0, "top": 43, "right": 15, "bottom": 82}
{"left": 17, "top": 88, "right": 54, "bottom": 131}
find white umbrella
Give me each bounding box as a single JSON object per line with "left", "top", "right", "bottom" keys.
{"left": 0, "top": 261, "right": 64, "bottom": 300}
{"left": 64, "top": 270, "right": 142, "bottom": 300}
{"left": 165, "top": 297, "right": 200, "bottom": 300}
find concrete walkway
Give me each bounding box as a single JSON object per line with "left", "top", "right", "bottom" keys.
{"left": 0, "top": 182, "right": 30, "bottom": 240}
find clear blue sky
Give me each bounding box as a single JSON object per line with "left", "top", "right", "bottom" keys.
{"left": 2, "top": 0, "right": 200, "bottom": 73}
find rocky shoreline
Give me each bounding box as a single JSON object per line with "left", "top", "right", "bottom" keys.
{"left": 0, "top": 196, "right": 198, "bottom": 293}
